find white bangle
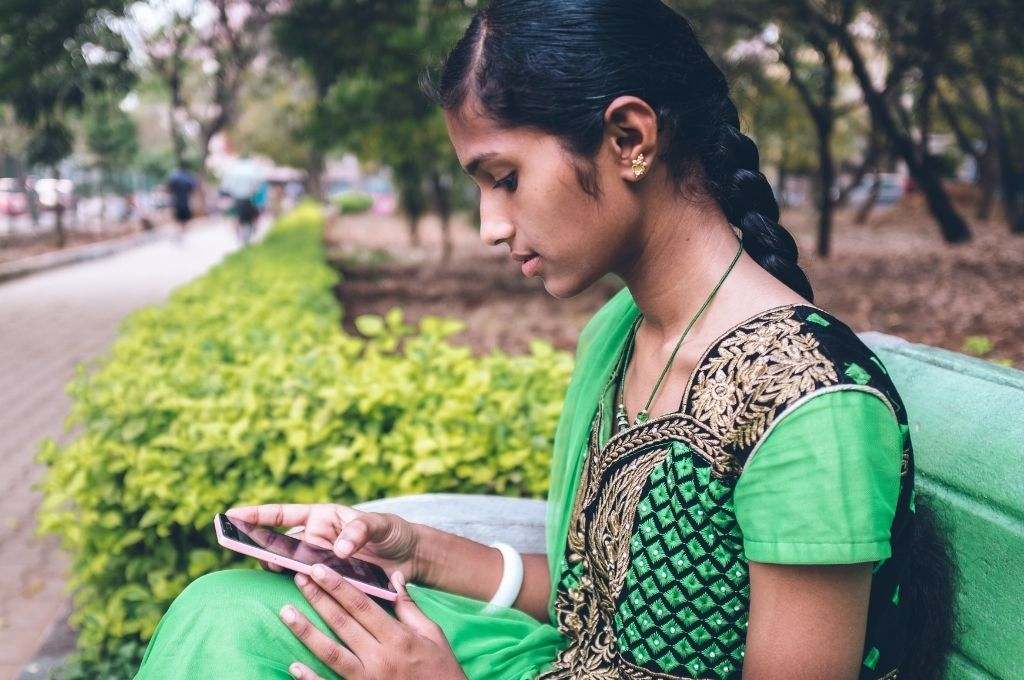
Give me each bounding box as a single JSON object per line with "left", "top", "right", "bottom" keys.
{"left": 483, "top": 541, "right": 524, "bottom": 613}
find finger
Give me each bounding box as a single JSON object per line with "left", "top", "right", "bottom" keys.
{"left": 279, "top": 604, "right": 363, "bottom": 677}
{"left": 294, "top": 572, "right": 378, "bottom": 653}
{"left": 259, "top": 559, "right": 284, "bottom": 573}
{"left": 334, "top": 513, "right": 393, "bottom": 558}
{"left": 227, "top": 504, "right": 312, "bottom": 528}
{"left": 285, "top": 662, "right": 324, "bottom": 680}
{"left": 333, "top": 505, "right": 364, "bottom": 524}
{"left": 309, "top": 563, "right": 398, "bottom": 642}
{"left": 390, "top": 571, "right": 444, "bottom": 640}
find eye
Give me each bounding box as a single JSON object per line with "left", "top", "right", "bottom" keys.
{"left": 492, "top": 172, "right": 517, "bottom": 192}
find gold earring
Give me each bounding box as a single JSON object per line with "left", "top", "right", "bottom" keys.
{"left": 631, "top": 153, "right": 648, "bottom": 180}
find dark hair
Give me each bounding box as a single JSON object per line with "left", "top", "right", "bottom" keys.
{"left": 420, "top": 0, "right": 814, "bottom": 302}
{"left": 900, "top": 494, "right": 958, "bottom": 680}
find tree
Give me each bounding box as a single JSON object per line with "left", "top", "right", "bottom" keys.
{"left": 815, "top": 1, "right": 972, "bottom": 243}
{"left": 82, "top": 91, "right": 140, "bottom": 221}
{"left": 125, "top": 0, "right": 278, "bottom": 171}
{"left": 679, "top": 0, "right": 976, "bottom": 244}
{"left": 0, "top": 0, "right": 133, "bottom": 244}
{"left": 273, "top": 0, "right": 473, "bottom": 258}
{"left": 234, "top": 59, "right": 317, "bottom": 170}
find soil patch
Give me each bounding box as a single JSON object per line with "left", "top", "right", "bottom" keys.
{"left": 326, "top": 199, "right": 1022, "bottom": 368}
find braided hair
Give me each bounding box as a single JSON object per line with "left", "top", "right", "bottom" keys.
{"left": 421, "top": 0, "right": 813, "bottom": 301}
{"left": 698, "top": 99, "right": 814, "bottom": 301}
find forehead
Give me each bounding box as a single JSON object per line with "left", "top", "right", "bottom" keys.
{"left": 444, "top": 104, "right": 546, "bottom": 172}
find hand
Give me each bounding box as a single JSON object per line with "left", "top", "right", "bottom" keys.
{"left": 226, "top": 503, "right": 423, "bottom": 583}
{"left": 280, "top": 564, "right": 467, "bottom": 680}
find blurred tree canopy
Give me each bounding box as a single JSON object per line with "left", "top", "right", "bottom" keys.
{"left": 0, "top": 0, "right": 133, "bottom": 243}
{"left": 2, "top": 0, "right": 1022, "bottom": 254}
{"left": 271, "top": 0, "right": 472, "bottom": 257}
{"left": 676, "top": 0, "right": 1024, "bottom": 249}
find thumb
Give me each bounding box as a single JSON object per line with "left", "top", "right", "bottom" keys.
{"left": 390, "top": 572, "right": 441, "bottom": 639}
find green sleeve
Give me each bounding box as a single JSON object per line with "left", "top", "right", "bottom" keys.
{"left": 734, "top": 388, "right": 903, "bottom": 565}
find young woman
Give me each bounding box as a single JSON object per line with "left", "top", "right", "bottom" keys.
{"left": 135, "top": 1, "right": 952, "bottom": 678}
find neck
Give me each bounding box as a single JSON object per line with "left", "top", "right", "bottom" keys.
{"left": 617, "top": 193, "right": 745, "bottom": 334}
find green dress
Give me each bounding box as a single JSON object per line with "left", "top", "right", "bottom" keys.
{"left": 537, "top": 302, "right": 911, "bottom": 679}
{"left": 134, "top": 292, "right": 913, "bottom": 679}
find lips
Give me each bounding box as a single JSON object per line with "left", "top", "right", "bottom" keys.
{"left": 520, "top": 254, "right": 542, "bottom": 277}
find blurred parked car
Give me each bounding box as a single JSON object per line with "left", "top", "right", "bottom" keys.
{"left": 846, "top": 173, "right": 906, "bottom": 207}
{"left": 35, "top": 178, "right": 75, "bottom": 210}
{"left": 0, "top": 178, "right": 27, "bottom": 215}
{"left": 326, "top": 178, "right": 354, "bottom": 200}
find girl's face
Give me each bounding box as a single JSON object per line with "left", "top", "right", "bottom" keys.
{"left": 445, "top": 103, "right": 640, "bottom": 298}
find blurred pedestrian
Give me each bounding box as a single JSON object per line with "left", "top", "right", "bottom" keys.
{"left": 166, "top": 164, "right": 198, "bottom": 241}
{"left": 221, "top": 155, "right": 266, "bottom": 246}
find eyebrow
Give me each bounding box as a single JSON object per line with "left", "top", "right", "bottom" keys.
{"left": 462, "top": 152, "right": 500, "bottom": 177}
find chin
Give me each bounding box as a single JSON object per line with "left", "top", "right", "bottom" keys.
{"left": 540, "top": 270, "right": 602, "bottom": 300}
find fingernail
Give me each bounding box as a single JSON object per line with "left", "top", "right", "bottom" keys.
{"left": 335, "top": 538, "right": 352, "bottom": 555}
{"left": 294, "top": 572, "right": 309, "bottom": 587}
{"left": 280, "top": 605, "right": 296, "bottom": 624}
{"left": 312, "top": 564, "right": 328, "bottom": 580}
{"left": 289, "top": 662, "right": 303, "bottom": 678}
{"left": 392, "top": 571, "right": 407, "bottom": 595}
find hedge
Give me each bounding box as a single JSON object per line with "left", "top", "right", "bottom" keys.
{"left": 37, "top": 203, "right": 572, "bottom": 676}
{"left": 333, "top": 190, "right": 375, "bottom": 214}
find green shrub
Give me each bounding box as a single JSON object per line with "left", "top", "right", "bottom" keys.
{"left": 961, "top": 334, "right": 993, "bottom": 356}
{"left": 333, "top": 190, "right": 375, "bottom": 214}
{"left": 38, "top": 203, "right": 572, "bottom": 676}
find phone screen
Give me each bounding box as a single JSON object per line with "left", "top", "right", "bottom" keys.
{"left": 217, "top": 513, "right": 392, "bottom": 590}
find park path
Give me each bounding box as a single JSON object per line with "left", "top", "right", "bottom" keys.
{"left": 0, "top": 219, "right": 241, "bottom": 679}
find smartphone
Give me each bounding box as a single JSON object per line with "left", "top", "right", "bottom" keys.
{"left": 214, "top": 513, "right": 398, "bottom": 602}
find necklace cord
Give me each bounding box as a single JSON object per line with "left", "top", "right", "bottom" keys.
{"left": 618, "top": 238, "right": 745, "bottom": 426}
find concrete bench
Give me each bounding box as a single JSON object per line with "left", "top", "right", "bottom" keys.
{"left": 360, "top": 331, "right": 1023, "bottom": 680}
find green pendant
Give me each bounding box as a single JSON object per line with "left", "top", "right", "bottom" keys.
{"left": 635, "top": 410, "right": 650, "bottom": 424}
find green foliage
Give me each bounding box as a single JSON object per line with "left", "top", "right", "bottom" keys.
{"left": 334, "top": 190, "right": 374, "bottom": 214}
{"left": 83, "top": 92, "right": 139, "bottom": 172}
{"left": 38, "top": 203, "right": 571, "bottom": 676}
{"left": 961, "top": 335, "right": 994, "bottom": 356}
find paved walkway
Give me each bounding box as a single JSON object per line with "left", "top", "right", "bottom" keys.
{"left": 0, "top": 220, "right": 241, "bottom": 679}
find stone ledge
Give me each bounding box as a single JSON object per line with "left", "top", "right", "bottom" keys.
{"left": 0, "top": 227, "right": 177, "bottom": 285}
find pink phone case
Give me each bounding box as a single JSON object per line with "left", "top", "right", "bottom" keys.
{"left": 214, "top": 514, "right": 398, "bottom": 602}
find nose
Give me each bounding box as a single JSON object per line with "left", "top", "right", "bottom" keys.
{"left": 478, "top": 198, "right": 514, "bottom": 247}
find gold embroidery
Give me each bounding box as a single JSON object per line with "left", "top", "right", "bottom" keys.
{"left": 543, "top": 424, "right": 668, "bottom": 679}
{"left": 687, "top": 309, "right": 838, "bottom": 451}
{"left": 544, "top": 307, "right": 868, "bottom": 679}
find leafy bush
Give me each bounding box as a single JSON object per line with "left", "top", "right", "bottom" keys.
{"left": 38, "top": 203, "right": 571, "bottom": 676}
{"left": 333, "top": 190, "right": 375, "bottom": 214}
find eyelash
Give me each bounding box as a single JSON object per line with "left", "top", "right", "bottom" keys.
{"left": 492, "top": 172, "right": 517, "bottom": 192}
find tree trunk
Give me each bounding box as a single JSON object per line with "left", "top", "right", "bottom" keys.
{"left": 983, "top": 77, "right": 1024, "bottom": 234}
{"left": 855, "top": 174, "right": 881, "bottom": 225}
{"left": 168, "top": 67, "right": 188, "bottom": 170}
{"left": 53, "top": 167, "right": 65, "bottom": 248}
{"left": 429, "top": 170, "right": 453, "bottom": 262}
{"left": 814, "top": 115, "right": 835, "bottom": 258}
{"left": 404, "top": 213, "right": 421, "bottom": 247}
{"left": 306, "top": 145, "right": 325, "bottom": 202}
{"left": 834, "top": 28, "right": 971, "bottom": 243}
{"left": 937, "top": 93, "right": 992, "bottom": 220}
{"left": 835, "top": 135, "right": 878, "bottom": 208}
{"left": 976, "top": 150, "right": 996, "bottom": 221}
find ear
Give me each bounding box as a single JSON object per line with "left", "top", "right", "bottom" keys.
{"left": 603, "top": 95, "right": 659, "bottom": 183}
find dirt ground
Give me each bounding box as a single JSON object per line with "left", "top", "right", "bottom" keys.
{"left": 325, "top": 192, "right": 1023, "bottom": 368}
{"left": 0, "top": 223, "right": 144, "bottom": 264}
